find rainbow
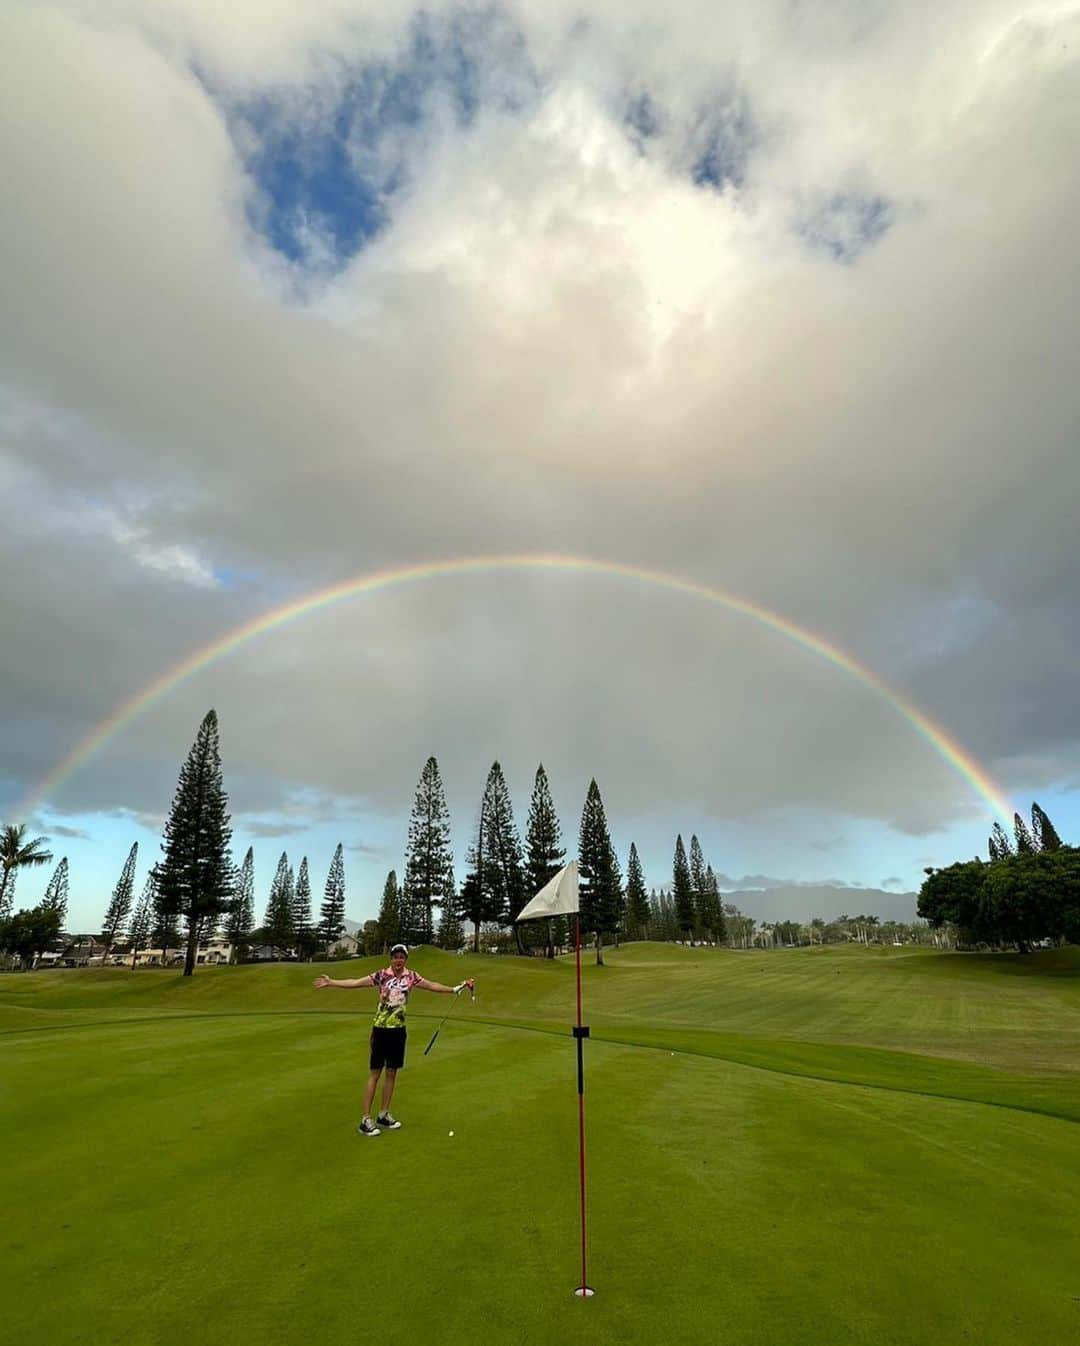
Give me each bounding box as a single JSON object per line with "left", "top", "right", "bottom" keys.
{"left": 21, "top": 553, "right": 1014, "bottom": 822}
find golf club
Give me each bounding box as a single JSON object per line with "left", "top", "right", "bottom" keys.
{"left": 423, "top": 983, "right": 474, "bottom": 1055}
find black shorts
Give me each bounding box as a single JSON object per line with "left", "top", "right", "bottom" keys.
{"left": 370, "top": 1026, "right": 406, "bottom": 1071}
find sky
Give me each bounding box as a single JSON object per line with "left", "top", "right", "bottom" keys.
{"left": 3, "top": 1, "right": 1079, "bottom": 933}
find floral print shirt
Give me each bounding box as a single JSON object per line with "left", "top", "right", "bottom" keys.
{"left": 371, "top": 967, "right": 424, "bottom": 1029}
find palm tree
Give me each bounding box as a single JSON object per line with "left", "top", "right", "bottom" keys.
{"left": 0, "top": 825, "right": 54, "bottom": 913}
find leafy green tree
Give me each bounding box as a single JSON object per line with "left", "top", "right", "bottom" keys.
{"left": 318, "top": 844, "right": 347, "bottom": 952}
{"left": 624, "top": 843, "right": 650, "bottom": 940}
{"left": 525, "top": 764, "right": 566, "bottom": 957}
{"left": 981, "top": 856, "right": 1044, "bottom": 951}
{"left": 723, "top": 903, "right": 756, "bottom": 948}
{"left": 577, "top": 780, "right": 623, "bottom": 965}
{"left": 263, "top": 852, "right": 295, "bottom": 954}
{"left": 0, "top": 905, "right": 62, "bottom": 968}
{"left": 401, "top": 757, "right": 455, "bottom": 947}
{"left": 1031, "top": 802, "right": 1063, "bottom": 852}
{"left": 918, "top": 860, "right": 988, "bottom": 942}
{"left": 154, "top": 710, "right": 236, "bottom": 977}
{"left": 672, "top": 835, "right": 695, "bottom": 942}
{"left": 361, "top": 920, "right": 382, "bottom": 956}
{"left": 41, "top": 857, "right": 70, "bottom": 926}
{"left": 981, "top": 848, "right": 1080, "bottom": 949}
{"left": 100, "top": 842, "right": 138, "bottom": 961}
{"left": 376, "top": 870, "right": 401, "bottom": 951}
{"left": 0, "top": 825, "right": 53, "bottom": 917}
{"left": 224, "top": 847, "right": 255, "bottom": 963}
{"left": 127, "top": 872, "right": 156, "bottom": 969}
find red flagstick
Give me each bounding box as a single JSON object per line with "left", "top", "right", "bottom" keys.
{"left": 573, "top": 914, "right": 594, "bottom": 1298}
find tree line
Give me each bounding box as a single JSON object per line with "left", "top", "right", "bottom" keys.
{"left": 371, "top": 757, "right": 739, "bottom": 966}
{"left": 2, "top": 711, "right": 739, "bottom": 971}
{"left": 917, "top": 802, "right": 1080, "bottom": 951}
{"left": 0, "top": 712, "right": 360, "bottom": 974}
{"left": 8, "top": 707, "right": 1022, "bottom": 973}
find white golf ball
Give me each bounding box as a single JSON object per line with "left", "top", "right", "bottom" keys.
{"left": 448, "top": 1130, "right": 455, "bottom": 1137}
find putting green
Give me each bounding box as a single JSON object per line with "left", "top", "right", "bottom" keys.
{"left": 3, "top": 944, "right": 1079, "bottom": 1345}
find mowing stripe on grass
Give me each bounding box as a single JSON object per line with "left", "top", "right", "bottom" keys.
{"left": 6, "top": 1006, "right": 1080, "bottom": 1127}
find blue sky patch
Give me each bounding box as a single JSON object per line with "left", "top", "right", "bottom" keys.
{"left": 802, "top": 193, "right": 893, "bottom": 262}
{"left": 624, "top": 92, "right": 660, "bottom": 149}
{"left": 214, "top": 8, "right": 536, "bottom": 270}
{"left": 238, "top": 102, "right": 386, "bottom": 265}
{"left": 690, "top": 103, "right": 754, "bottom": 191}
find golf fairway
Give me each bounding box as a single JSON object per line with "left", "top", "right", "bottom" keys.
{"left": 3, "top": 943, "right": 1079, "bottom": 1345}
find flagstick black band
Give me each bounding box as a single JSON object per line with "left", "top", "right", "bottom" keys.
{"left": 573, "top": 1025, "right": 589, "bottom": 1095}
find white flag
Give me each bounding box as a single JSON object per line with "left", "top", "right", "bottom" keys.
{"left": 516, "top": 860, "right": 580, "bottom": 921}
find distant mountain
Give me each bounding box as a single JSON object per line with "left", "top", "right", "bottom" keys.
{"left": 341, "top": 888, "right": 918, "bottom": 934}
{"left": 722, "top": 884, "right": 918, "bottom": 924}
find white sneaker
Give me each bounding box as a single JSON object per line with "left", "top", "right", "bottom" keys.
{"left": 357, "top": 1117, "right": 381, "bottom": 1136}
{"left": 376, "top": 1112, "right": 402, "bottom": 1130}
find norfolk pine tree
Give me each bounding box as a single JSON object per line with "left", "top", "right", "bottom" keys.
{"left": 151, "top": 879, "right": 181, "bottom": 963}
{"left": 100, "top": 842, "right": 138, "bottom": 961}
{"left": 988, "top": 821, "right": 1014, "bottom": 861}
{"left": 224, "top": 847, "right": 256, "bottom": 963}
{"left": 376, "top": 870, "right": 401, "bottom": 951}
{"left": 264, "top": 852, "right": 295, "bottom": 954}
{"left": 459, "top": 764, "right": 521, "bottom": 952}
{"left": 578, "top": 779, "right": 622, "bottom": 965}
{"left": 318, "top": 844, "right": 347, "bottom": 953}
{"left": 689, "top": 835, "right": 708, "bottom": 941}
{"left": 479, "top": 762, "right": 527, "bottom": 950}
{"left": 1014, "top": 813, "right": 1037, "bottom": 855}
{"left": 293, "top": 857, "right": 320, "bottom": 960}
{"left": 650, "top": 888, "right": 678, "bottom": 941}
{"left": 526, "top": 764, "right": 566, "bottom": 958}
{"left": 127, "top": 871, "right": 155, "bottom": 969}
{"left": 401, "top": 757, "right": 455, "bottom": 947}
{"left": 672, "top": 835, "right": 695, "bottom": 943}
{"left": 624, "top": 843, "right": 650, "bottom": 941}
{"left": 41, "top": 857, "right": 70, "bottom": 925}
{"left": 436, "top": 876, "right": 464, "bottom": 949}
{"left": 699, "top": 865, "right": 727, "bottom": 944}
{"left": 154, "top": 710, "right": 235, "bottom": 977}
{"left": 1031, "top": 802, "right": 1063, "bottom": 851}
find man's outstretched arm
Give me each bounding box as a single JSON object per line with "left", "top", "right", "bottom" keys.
{"left": 313, "top": 974, "right": 377, "bottom": 990}
{"left": 415, "top": 976, "right": 475, "bottom": 995}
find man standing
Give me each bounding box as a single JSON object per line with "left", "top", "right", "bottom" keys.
{"left": 313, "top": 943, "right": 474, "bottom": 1135}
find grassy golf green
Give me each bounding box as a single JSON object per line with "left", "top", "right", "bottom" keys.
{"left": 4, "top": 943, "right": 1080, "bottom": 1345}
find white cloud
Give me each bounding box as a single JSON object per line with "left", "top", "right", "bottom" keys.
{"left": 107, "top": 519, "right": 221, "bottom": 588}
{"left": 2, "top": 0, "right": 1078, "bottom": 877}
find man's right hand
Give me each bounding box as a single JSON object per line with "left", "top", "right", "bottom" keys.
{"left": 313, "top": 975, "right": 331, "bottom": 989}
